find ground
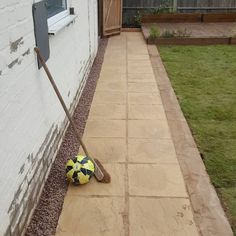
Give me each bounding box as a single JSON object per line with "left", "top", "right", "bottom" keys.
{"left": 158, "top": 45, "right": 236, "bottom": 235}
{"left": 55, "top": 33, "right": 199, "bottom": 236}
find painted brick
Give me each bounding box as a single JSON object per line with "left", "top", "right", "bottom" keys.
{"left": 0, "top": 7, "right": 16, "bottom": 31}
{"left": 0, "top": 52, "right": 7, "bottom": 70}
{"left": 4, "top": 227, "right": 12, "bottom": 236}
{"left": 0, "top": 0, "right": 98, "bottom": 235}
{"left": 0, "top": 31, "right": 9, "bottom": 51}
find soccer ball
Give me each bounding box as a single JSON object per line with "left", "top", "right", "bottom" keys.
{"left": 66, "top": 155, "right": 95, "bottom": 185}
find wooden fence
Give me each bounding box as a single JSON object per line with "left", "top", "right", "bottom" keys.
{"left": 123, "top": 0, "right": 236, "bottom": 26}
{"left": 178, "top": 0, "right": 236, "bottom": 9}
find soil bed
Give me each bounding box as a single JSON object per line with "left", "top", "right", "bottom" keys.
{"left": 142, "top": 22, "right": 236, "bottom": 45}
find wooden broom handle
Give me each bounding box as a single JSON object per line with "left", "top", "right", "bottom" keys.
{"left": 34, "top": 47, "right": 90, "bottom": 157}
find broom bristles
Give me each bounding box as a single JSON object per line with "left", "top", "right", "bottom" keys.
{"left": 94, "top": 159, "right": 111, "bottom": 183}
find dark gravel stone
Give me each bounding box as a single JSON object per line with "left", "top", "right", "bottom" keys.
{"left": 25, "top": 38, "right": 108, "bottom": 236}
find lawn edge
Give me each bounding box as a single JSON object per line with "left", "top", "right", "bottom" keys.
{"left": 148, "top": 45, "right": 234, "bottom": 236}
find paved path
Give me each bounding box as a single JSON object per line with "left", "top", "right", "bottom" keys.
{"left": 56, "top": 32, "right": 199, "bottom": 236}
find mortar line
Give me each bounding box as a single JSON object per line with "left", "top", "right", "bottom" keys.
{"left": 124, "top": 33, "right": 130, "bottom": 236}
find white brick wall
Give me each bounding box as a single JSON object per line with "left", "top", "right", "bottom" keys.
{"left": 0, "top": 0, "right": 98, "bottom": 235}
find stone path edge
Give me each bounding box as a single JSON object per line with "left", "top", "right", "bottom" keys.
{"left": 147, "top": 45, "right": 234, "bottom": 236}
{"left": 25, "top": 39, "right": 108, "bottom": 236}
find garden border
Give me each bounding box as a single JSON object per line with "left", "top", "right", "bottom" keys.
{"left": 141, "top": 13, "right": 236, "bottom": 45}
{"left": 148, "top": 45, "right": 234, "bottom": 236}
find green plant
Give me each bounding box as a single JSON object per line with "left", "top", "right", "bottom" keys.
{"left": 159, "top": 0, "right": 173, "bottom": 13}
{"left": 134, "top": 10, "right": 142, "bottom": 27}
{"left": 161, "top": 30, "right": 175, "bottom": 38}
{"left": 133, "top": 0, "right": 173, "bottom": 27}
{"left": 149, "top": 26, "right": 160, "bottom": 39}
{"left": 148, "top": 0, "right": 173, "bottom": 15}
{"left": 161, "top": 28, "right": 192, "bottom": 38}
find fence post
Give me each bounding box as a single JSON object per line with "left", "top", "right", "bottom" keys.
{"left": 173, "top": 0, "right": 177, "bottom": 12}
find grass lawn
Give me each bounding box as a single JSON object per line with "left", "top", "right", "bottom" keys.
{"left": 158, "top": 45, "right": 236, "bottom": 235}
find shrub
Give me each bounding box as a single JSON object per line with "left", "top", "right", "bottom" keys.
{"left": 149, "top": 26, "right": 160, "bottom": 39}
{"left": 161, "top": 28, "right": 192, "bottom": 38}
{"left": 161, "top": 30, "right": 175, "bottom": 38}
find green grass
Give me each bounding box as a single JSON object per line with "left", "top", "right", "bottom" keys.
{"left": 158, "top": 45, "right": 236, "bottom": 234}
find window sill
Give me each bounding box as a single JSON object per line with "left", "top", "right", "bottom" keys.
{"left": 48, "top": 15, "right": 77, "bottom": 35}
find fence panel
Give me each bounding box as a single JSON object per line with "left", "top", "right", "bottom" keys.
{"left": 177, "top": 0, "right": 236, "bottom": 12}
{"left": 123, "top": 0, "right": 236, "bottom": 26}
{"left": 123, "top": 0, "right": 166, "bottom": 26}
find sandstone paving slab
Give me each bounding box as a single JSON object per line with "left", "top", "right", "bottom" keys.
{"left": 127, "top": 44, "right": 148, "bottom": 52}
{"left": 92, "top": 91, "right": 126, "bottom": 104}
{"left": 128, "top": 62, "right": 153, "bottom": 74}
{"left": 127, "top": 44, "right": 147, "bottom": 50}
{"left": 128, "top": 48, "right": 149, "bottom": 55}
{"left": 128, "top": 59, "right": 152, "bottom": 66}
{"left": 84, "top": 120, "right": 126, "bottom": 138}
{"left": 89, "top": 104, "right": 126, "bottom": 120}
{"left": 127, "top": 36, "right": 145, "bottom": 43}
{"left": 128, "top": 138, "right": 178, "bottom": 164}
{"left": 109, "top": 33, "right": 126, "bottom": 42}
{"left": 102, "top": 59, "right": 126, "bottom": 67}
{"left": 103, "top": 52, "right": 126, "bottom": 60}
{"left": 105, "top": 47, "right": 126, "bottom": 55}
{"left": 102, "top": 55, "right": 126, "bottom": 63}
{"left": 107, "top": 43, "right": 126, "bottom": 50}
{"left": 98, "top": 72, "right": 126, "bottom": 82}
{"left": 128, "top": 92, "right": 162, "bottom": 105}
{"left": 129, "top": 197, "right": 199, "bottom": 236}
{"left": 128, "top": 73, "right": 156, "bottom": 82}
{"left": 67, "top": 164, "right": 125, "bottom": 196}
{"left": 102, "top": 59, "right": 126, "bottom": 66}
{"left": 128, "top": 82, "right": 158, "bottom": 93}
{"left": 128, "top": 120, "right": 171, "bottom": 139}
{"left": 126, "top": 31, "right": 144, "bottom": 37}
{"left": 100, "top": 66, "right": 126, "bottom": 74}
{"left": 80, "top": 137, "right": 126, "bottom": 163}
{"left": 127, "top": 38, "right": 146, "bottom": 44}
{"left": 127, "top": 41, "right": 147, "bottom": 46}
{"left": 128, "top": 54, "right": 150, "bottom": 60}
{"left": 104, "top": 44, "right": 126, "bottom": 51}
{"left": 128, "top": 164, "right": 187, "bottom": 197}
{"left": 107, "top": 41, "right": 126, "bottom": 48}
{"left": 128, "top": 104, "right": 166, "bottom": 120}
{"left": 126, "top": 36, "right": 145, "bottom": 42}
{"left": 56, "top": 197, "right": 125, "bottom": 236}
{"left": 96, "top": 80, "right": 126, "bottom": 91}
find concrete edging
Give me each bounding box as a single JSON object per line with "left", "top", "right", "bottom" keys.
{"left": 148, "top": 45, "right": 234, "bottom": 236}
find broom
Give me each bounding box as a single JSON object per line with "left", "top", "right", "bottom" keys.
{"left": 34, "top": 47, "right": 111, "bottom": 183}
